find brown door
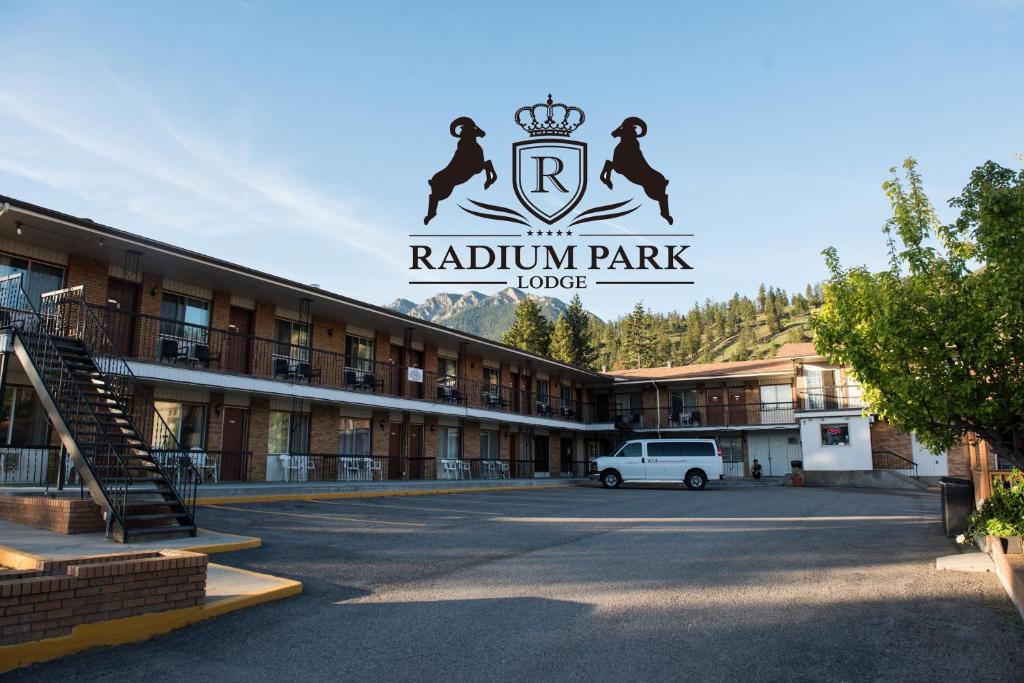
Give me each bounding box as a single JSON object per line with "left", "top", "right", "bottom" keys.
{"left": 388, "top": 345, "right": 404, "bottom": 396}
{"left": 707, "top": 387, "right": 726, "bottom": 425}
{"left": 408, "top": 424, "right": 423, "bottom": 479}
{"left": 220, "top": 407, "right": 249, "bottom": 481}
{"left": 728, "top": 386, "right": 747, "bottom": 425}
{"left": 510, "top": 372, "right": 520, "bottom": 413}
{"left": 509, "top": 434, "right": 519, "bottom": 477}
{"left": 388, "top": 422, "right": 403, "bottom": 479}
{"left": 105, "top": 279, "right": 139, "bottom": 356}
{"left": 560, "top": 437, "right": 574, "bottom": 476}
{"left": 224, "top": 307, "right": 253, "bottom": 373}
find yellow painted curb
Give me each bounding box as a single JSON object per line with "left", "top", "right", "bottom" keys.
{"left": 0, "top": 544, "right": 43, "bottom": 571}
{"left": 0, "top": 563, "right": 302, "bottom": 672}
{"left": 189, "top": 531, "right": 262, "bottom": 554}
{"left": 197, "top": 482, "right": 581, "bottom": 506}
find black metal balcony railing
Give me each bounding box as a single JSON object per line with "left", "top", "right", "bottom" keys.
{"left": 96, "top": 306, "right": 603, "bottom": 423}
{"left": 0, "top": 445, "right": 61, "bottom": 486}
{"left": 613, "top": 401, "right": 798, "bottom": 430}
{"left": 251, "top": 454, "right": 546, "bottom": 483}
{"left": 797, "top": 388, "right": 867, "bottom": 411}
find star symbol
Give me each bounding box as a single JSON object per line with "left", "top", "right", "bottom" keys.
{"left": 556, "top": 230, "right": 563, "bottom": 236}
{"left": 546, "top": 230, "right": 553, "bottom": 236}
{"left": 526, "top": 230, "right": 533, "bottom": 236}
{"left": 566, "top": 230, "right": 573, "bottom": 236}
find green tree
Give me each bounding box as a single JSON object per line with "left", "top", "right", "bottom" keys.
{"left": 548, "top": 313, "right": 574, "bottom": 364}
{"left": 563, "top": 293, "right": 597, "bottom": 368}
{"left": 757, "top": 283, "right": 767, "bottom": 312}
{"left": 813, "top": 159, "right": 1024, "bottom": 467}
{"left": 503, "top": 297, "right": 552, "bottom": 355}
{"left": 619, "top": 301, "right": 658, "bottom": 369}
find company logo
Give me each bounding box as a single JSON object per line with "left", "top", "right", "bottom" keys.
{"left": 413, "top": 94, "right": 691, "bottom": 291}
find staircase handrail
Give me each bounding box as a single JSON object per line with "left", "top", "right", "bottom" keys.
{"left": 41, "top": 286, "right": 200, "bottom": 514}
{"left": 872, "top": 449, "right": 919, "bottom": 476}
{"left": 0, "top": 274, "right": 135, "bottom": 523}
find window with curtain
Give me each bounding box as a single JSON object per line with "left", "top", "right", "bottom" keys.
{"left": 268, "top": 410, "right": 310, "bottom": 454}
{"left": 346, "top": 335, "right": 376, "bottom": 372}
{"left": 536, "top": 380, "right": 550, "bottom": 402}
{"left": 159, "top": 293, "right": 210, "bottom": 343}
{"left": 275, "top": 319, "right": 310, "bottom": 361}
{"left": 0, "top": 254, "right": 64, "bottom": 307}
{"left": 479, "top": 431, "right": 499, "bottom": 460}
{"left": 339, "top": 417, "right": 371, "bottom": 455}
{"left": 437, "top": 356, "right": 458, "bottom": 387}
{"left": 0, "top": 386, "right": 49, "bottom": 445}
{"left": 759, "top": 384, "right": 793, "bottom": 423}
{"left": 438, "top": 426, "right": 460, "bottom": 459}
{"left": 153, "top": 401, "right": 207, "bottom": 450}
{"left": 560, "top": 383, "right": 572, "bottom": 410}
{"left": 483, "top": 367, "right": 499, "bottom": 395}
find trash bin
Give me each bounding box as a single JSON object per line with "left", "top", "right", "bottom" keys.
{"left": 790, "top": 459, "right": 804, "bottom": 487}
{"left": 940, "top": 477, "right": 974, "bottom": 538}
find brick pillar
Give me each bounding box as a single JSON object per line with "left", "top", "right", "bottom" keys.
{"left": 206, "top": 392, "right": 226, "bottom": 451}
{"left": 65, "top": 254, "right": 109, "bottom": 306}
{"left": 253, "top": 303, "right": 276, "bottom": 377}
{"left": 463, "top": 420, "right": 480, "bottom": 459}
{"left": 310, "top": 404, "right": 338, "bottom": 453}
{"left": 548, "top": 432, "right": 561, "bottom": 476}
{"left": 249, "top": 397, "right": 270, "bottom": 481}
{"left": 133, "top": 273, "right": 163, "bottom": 361}
{"left": 424, "top": 416, "right": 438, "bottom": 460}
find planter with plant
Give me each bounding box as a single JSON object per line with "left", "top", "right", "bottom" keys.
{"left": 964, "top": 470, "right": 1024, "bottom": 554}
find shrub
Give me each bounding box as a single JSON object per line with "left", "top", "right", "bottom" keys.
{"left": 967, "top": 470, "right": 1024, "bottom": 538}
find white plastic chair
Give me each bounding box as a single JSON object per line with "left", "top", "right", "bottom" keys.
{"left": 459, "top": 459, "right": 472, "bottom": 480}
{"left": 441, "top": 459, "right": 459, "bottom": 480}
{"left": 369, "top": 458, "right": 382, "bottom": 480}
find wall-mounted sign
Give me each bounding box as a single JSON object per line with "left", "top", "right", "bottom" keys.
{"left": 821, "top": 423, "right": 850, "bottom": 446}
{"left": 407, "top": 367, "right": 424, "bottom": 383}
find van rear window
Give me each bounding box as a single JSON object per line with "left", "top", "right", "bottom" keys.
{"left": 646, "top": 442, "right": 715, "bottom": 458}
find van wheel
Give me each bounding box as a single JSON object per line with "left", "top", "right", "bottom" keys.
{"left": 601, "top": 470, "right": 623, "bottom": 489}
{"left": 684, "top": 470, "right": 707, "bottom": 490}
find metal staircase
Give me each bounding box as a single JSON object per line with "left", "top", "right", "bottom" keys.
{"left": 0, "top": 274, "right": 199, "bottom": 542}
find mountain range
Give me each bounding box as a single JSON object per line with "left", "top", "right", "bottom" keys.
{"left": 387, "top": 288, "right": 572, "bottom": 340}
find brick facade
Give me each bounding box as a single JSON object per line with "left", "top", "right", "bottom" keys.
{"left": 0, "top": 550, "right": 206, "bottom": 645}
{"left": 0, "top": 495, "right": 104, "bottom": 535}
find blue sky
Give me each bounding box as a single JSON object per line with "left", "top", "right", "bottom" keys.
{"left": 0, "top": 0, "right": 1021, "bottom": 320}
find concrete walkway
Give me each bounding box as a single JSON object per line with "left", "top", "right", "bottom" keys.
{"left": 0, "top": 517, "right": 259, "bottom": 565}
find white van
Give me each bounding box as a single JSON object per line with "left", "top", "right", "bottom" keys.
{"left": 590, "top": 438, "right": 723, "bottom": 490}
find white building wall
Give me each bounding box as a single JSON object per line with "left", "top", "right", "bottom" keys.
{"left": 798, "top": 415, "right": 873, "bottom": 471}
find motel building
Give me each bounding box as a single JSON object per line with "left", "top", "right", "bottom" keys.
{"left": 0, "top": 196, "right": 966, "bottom": 541}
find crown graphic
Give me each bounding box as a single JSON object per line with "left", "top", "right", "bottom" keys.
{"left": 514, "top": 94, "right": 585, "bottom": 137}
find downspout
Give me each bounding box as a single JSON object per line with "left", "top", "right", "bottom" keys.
{"left": 651, "top": 380, "right": 662, "bottom": 438}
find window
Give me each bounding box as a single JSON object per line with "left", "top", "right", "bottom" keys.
{"left": 160, "top": 293, "right": 210, "bottom": 346}
{"left": 438, "top": 426, "right": 460, "bottom": 459}
{"left": 346, "top": 335, "right": 376, "bottom": 373}
{"left": 153, "top": 401, "right": 207, "bottom": 450}
{"left": 0, "top": 254, "right": 64, "bottom": 307}
{"left": 483, "top": 367, "right": 499, "bottom": 394}
{"left": 0, "top": 386, "right": 49, "bottom": 445}
{"left": 437, "top": 356, "right": 458, "bottom": 385}
{"left": 647, "top": 441, "right": 717, "bottom": 458}
{"left": 615, "top": 442, "right": 642, "bottom": 458}
{"left": 275, "top": 319, "right": 310, "bottom": 361}
{"left": 339, "top": 417, "right": 371, "bottom": 455}
{"left": 804, "top": 370, "right": 824, "bottom": 410}
{"left": 759, "top": 384, "right": 793, "bottom": 423}
{"left": 536, "top": 380, "right": 550, "bottom": 402}
{"left": 268, "top": 410, "right": 309, "bottom": 454}
{"left": 480, "top": 431, "right": 499, "bottom": 460}
{"left": 821, "top": 423, "right": 850, "bottom": 446}
{"left": 560, "top": 384, "right": 572, "bottom": 410}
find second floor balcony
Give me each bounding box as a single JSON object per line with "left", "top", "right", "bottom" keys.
{"left": 614, "top": 400, "right": 798, "bottom": 431}
{"left": 94, "top": 306, "right": 605, "bottom": 424}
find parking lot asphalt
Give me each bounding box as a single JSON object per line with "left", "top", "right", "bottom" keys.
{"left": 10, "top": 484, "right": 1024, "bottom": 682}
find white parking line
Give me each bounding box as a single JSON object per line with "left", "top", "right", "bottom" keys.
{"left": 205, "top": 504, "right": 427, "bottom": 527}
{"left": 311, "top": 499, "right": 499, "bottom": 516}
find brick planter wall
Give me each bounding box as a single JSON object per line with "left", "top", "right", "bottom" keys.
{"left": 0, "top": 549, "right": 207, "bottom": 645}
{"left": 0, "top": 495, "right": 104, "bottom": 535}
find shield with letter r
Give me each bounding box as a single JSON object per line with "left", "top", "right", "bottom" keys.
{"left": 512, "top": 139, "right": 587, "bottom": 225}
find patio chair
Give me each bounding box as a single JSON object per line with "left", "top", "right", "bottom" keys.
{"left": 297, "top": 362, "right": 322, "bottom": 383}
{"left": 159, "top": 338, "right": 189, "bottom": 364}
{"left": 194, "top": 343, "right": 222, "bottom": 369}
{"left": 440, "top": 459, "right": 460, "bottom": 480}
{"left": 344, "top": 369, "right": 360, "bottom": 389}
{"left": 369, "top": 458, "right": 383, "bottom": 480}
{"left": 287, "top": 455, "right": 315, "bottom": 482}
{"left": 273, "top": 357, "right": 294, "bottom": 380}
{"left": 497, "top": 461, "right": 510, "bottom": 479}
{"left": 342, "top": 457, "right": 362, "bottom": 481}
{"left": 459, "top": 459, "right": 472, "bottom": 479}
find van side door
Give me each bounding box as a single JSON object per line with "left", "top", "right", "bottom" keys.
{"left": 645, "top": 441, "right": 683, "bottom": 480}
{"left": 614, "top": 442, "right": 646, "bottom": 481}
